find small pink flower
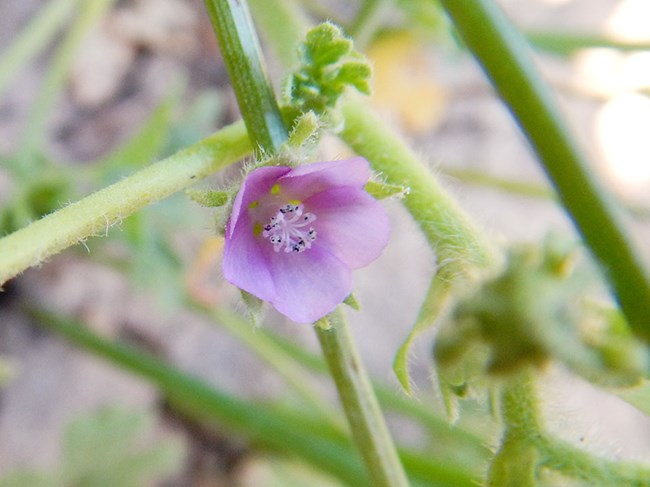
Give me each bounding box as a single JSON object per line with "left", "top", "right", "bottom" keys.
{"left": 223, "top": 157, "right": 390, "bottom": 323}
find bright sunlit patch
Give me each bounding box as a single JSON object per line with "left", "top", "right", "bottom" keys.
{"left": 574, "top": 48, "right": 625, "bottom": 96}
{"left": 606, "top": 0, "right": 650, "bottom": 42}
{"left": 574, "top": 49, "right": 650, "bottom": 96}
{"left": 595, "top": 93, "right": 650, "bottom": 190}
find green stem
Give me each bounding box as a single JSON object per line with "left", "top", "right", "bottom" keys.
{"left": 537, "top": 436, "right": 650, "bottom": 486}
{"left": 488, "top": 371, "right": 541, "bottom": 486}
{"left": 341, "top": 98, "right": 496, "bottom": 389}
{"left": 341, "top": 98, "right": 494, "bottom": 283}
{"left": 316, "top": 309, "right": 410, "bottom": 487}
{"left": 0, "top": 120, "right": 251, "bottom": 285}
{"left": 439, "top": 0, "right": 650, "bottom": 340}
{"left": 491, "top": 370, "right": 650, "bottom": 486}
{"left": 202, "top": 0, "right": 287, "bottom": 155}
{"left": 16, "top": 0, "right": 115, "bottom": 173}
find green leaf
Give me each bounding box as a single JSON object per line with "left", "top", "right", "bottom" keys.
{"left": 304, "top": 23, "right": 352, "bottom": 65}
{"left": 241, "top": 289, "right": 266, "bottom": 326}
{"left": 186, "top": 189, "right": 230, "bottom": 207}
{"left": 343, "top": 293, "right": 360, "bottom": 311}
{"left": 365, "top": 180, "right": 409, "bottom": 200}
{"left": 393, "top": 277, "right": 453, "bottom": 394}
{"left": 0, "top": 408, "right": 184, "bottom": 487}
{"left": 286, "top": 22, "right": 372, "bottom": 122}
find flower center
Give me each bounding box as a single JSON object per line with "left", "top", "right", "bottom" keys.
{"left": 262, "top": 203, "right": 317, "bottom": 253}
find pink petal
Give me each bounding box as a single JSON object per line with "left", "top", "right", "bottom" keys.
{"left": 222, "top": 212, "right": 276, "bottom": 302}
{"left": 305, "top": 187, "right": 390, "bottom": 269}
{"left": 227, "top": 165, "right": 290, "bottom": 239}
{"left": 267, "top": 246, "right": 352, "bottom": 323}
{"left": 277, "top": 157, "right": 370, "bottom": 200}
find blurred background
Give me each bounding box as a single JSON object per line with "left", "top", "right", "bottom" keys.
{"left": 1, "top": 0, "right": 650, "bottom": 485}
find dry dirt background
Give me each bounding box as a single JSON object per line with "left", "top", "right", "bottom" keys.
{"left": 1, "top": 0, "right": 650, "bottom": 484}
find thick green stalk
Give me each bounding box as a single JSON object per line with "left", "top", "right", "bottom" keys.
{"left": 316, "top": 310, "right": 410, "bottom": 487}
{"left": 0, "top": 121, "right": 251, "bottom": 285}
{"left": 341, "top": 98, "right": 494, "bottom": 285}
{"left": 439, "top": 0, "right": 650, "bottom": 340}
{"left": 202, "top": 0, "right": 287, "bottom": 155}
{"left": 341, "top": 99, "right": 496, "bottom": 389}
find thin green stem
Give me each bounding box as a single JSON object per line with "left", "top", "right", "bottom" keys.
{"left": 439, "top": 0, "right": 650, "bottom": 340}
{"left": 316, "top": 309, "right": 410, "bottom": 487}
{"left": 0, "top": 120, "right": 251, "bottom": 285}
{"left": 537, "top": 436, "right": 650, "bottom": 486}
{"left": 0, "top": 0, "right": 80, "bottom": 98}
{"left": 16, "top": 0, "right": 115, "bottom": 173}
{"left": 341, "top": 98, "right": 496, "bottom": 389}
{"left": 202, "top": 0, "right": 287, "bottom": 155}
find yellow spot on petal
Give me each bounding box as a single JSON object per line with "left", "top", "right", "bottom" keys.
{"left": 271, "top": 183, "right": 281, "bottom": 195}
{"left": 289, "top": 199, "right": 301, "bottom": 205}
{"left": 253, "top": 222, "right": 262, "bottom": 236}
{"left": 248, "top": 200, "right": 259, "bottom": 209}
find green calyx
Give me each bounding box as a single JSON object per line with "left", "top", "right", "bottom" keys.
{"left": 435, "top": 238, "right": 649, "bottom": 390}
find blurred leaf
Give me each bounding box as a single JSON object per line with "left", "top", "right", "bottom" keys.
{"left": 0, "top": 408, "right": 184, "bottom": 487}
{"left": 0, "top": 472, "right": 54, "bottom": 487}
{"left": 61, "top": 408, "right": 184, "bottom": 487}
{"left": 97, "top": 93, "right": 177, "bottom": 183}
{"left": 120, "top": 208, "right": 183, "bottom": 310}
{"left": 526, "top": 31, "right": 650, "bottom": 57}
{"left": 17, "top": 0, "right": 116, "bottom": 174}
{"left": 0, "top": 0, "right": 80, "bottom": 98}
{"left": 163, "top": 90, "right": 226, "bottom": 155}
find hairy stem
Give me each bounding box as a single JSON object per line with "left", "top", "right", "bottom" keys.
{"left": 316, "top": 309, "right": 410, "bottom": 487}
{"left": 0, "top": 121, "right": 251, "bottom": 285}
